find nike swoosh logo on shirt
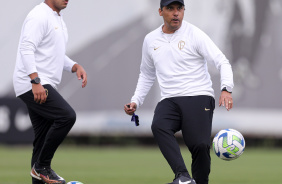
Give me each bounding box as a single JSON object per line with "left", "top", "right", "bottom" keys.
{"left": 179, "top": 180, "right": 191, "bottom": 184}
{"left": 154, "top": 47, "right": 160, "bottom": 50}
{"left": 205, "top": 108, "right": 210, "bottom": 111}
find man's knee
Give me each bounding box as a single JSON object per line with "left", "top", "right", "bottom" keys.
{"left": 65, "top": 107, "right": 76, "bottom": 125}
{"left": 192, "top": 142, "right": 210, "bottom": 155}
{"left": 151, "top": 119, "right": 162, "bottom": 134}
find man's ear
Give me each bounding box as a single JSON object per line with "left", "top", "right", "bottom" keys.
{"left": 159, "top": 8, "right": 163, "bottom": 16}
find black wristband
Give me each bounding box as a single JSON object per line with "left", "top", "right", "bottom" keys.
{"left": 30, "top": 77, "right": 41, "bottom": 84}
{"left": 221, "top": 87, "right": 232, "bottom": 93}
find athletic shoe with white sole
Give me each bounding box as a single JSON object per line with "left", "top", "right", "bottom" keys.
{"left": 167, "top": 173, "right": 196, "bottom": 184}
{"left": 30, "top": 163, "right": 65, "bottom": 184}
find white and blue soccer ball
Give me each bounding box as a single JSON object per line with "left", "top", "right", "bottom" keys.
{"left": 67, "top": 182, "right": 83, "bottom": 184}
{"left": 213, "top": 129, "right": 245, "bottom": 161}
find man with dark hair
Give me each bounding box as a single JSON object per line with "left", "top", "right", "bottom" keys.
{"left": 124, "top": 0, "right": 234, "bottom": 184}
{"left": 13, "top": 0, "right": 87, "bottom": 183}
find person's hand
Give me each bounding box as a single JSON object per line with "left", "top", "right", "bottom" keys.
{"left": 219, "top": 91, "right": 233, "bottom": 111}
{"left": 32, "top": 84, "right": 47, "bottom": 104}
{"left": 124, "top": 102, "right": 137, "bottom": 115}
{"left": 72, "top": 64, "right": 87, "bottom": 88}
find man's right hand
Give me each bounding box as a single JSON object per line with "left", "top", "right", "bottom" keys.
{"left": 32, "top": 84, "right": 47, "bottom": 104}
{"left": 124, "top": 102, "right": 137, "bottom": 115}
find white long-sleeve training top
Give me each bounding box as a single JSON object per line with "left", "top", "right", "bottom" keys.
{"left": 131, "top": 21, "right": 234, "bottom": 108}
{"left": 13, "top": 2, "right": 76, "bottom": 97}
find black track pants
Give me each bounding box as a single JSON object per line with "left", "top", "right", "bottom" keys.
{"left": 19, "top": 84, "right": 76, "bottom": 184}
{"left": 151, "top": 96, "right": 215, "bottom": 184}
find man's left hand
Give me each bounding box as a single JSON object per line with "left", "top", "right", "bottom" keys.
{"left": 219, "top": 91, "right": 233, "bottom": 111}
{"left": 72, "top": 64, "right": 87, "bottom": 88}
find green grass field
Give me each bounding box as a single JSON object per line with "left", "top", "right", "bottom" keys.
{"left": 0, "top": 145, "right": 281, "bottom": 184}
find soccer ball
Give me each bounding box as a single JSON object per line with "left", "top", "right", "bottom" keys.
{"left": 213, "top": 129, "right": 245, "bottom": 160}
{"left": 67, "top": 182, "right": 83, "bottom": 184}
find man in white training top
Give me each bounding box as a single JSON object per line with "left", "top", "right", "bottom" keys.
{"left": 124, "top": 0, "right": 233, "bottom": 184}
{"left": 13, "top": 0, "right": 87, "bottom": 183}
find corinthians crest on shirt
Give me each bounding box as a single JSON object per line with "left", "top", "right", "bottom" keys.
{"left": 178, "top": 40, "right": 185, "bottom": 50}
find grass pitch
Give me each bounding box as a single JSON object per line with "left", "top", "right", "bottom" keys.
{"left": 0, "top": 145, "right": 281, "bottom": 184}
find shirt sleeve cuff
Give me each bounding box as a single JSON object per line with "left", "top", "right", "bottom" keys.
{"left": 64, "top": 55, "right": 77, "bottom": 72}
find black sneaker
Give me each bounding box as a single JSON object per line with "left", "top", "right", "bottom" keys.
{"left": 167, "top": 173, "right": 196, "bottom": 184}
{"left": 30, "top": 164, "right": 65, "bottom": 184}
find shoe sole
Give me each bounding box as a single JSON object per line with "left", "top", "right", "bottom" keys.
{"left": 41, "top": 175, "right": 65, "bottom": 184}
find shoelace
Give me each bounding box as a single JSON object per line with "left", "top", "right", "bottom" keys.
{"left": 45, "top": 167, "right": 51, "bottom": 174}
{"left": 45, "top": 167, "right": 57, "bottom": 178}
